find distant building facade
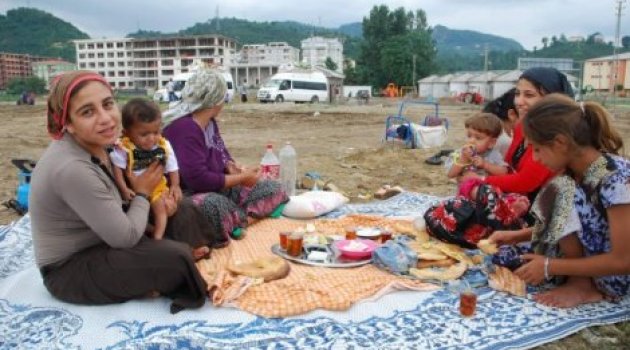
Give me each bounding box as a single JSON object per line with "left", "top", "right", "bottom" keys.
{"left": 237, "top": 42, "right": 299, "bottom": 65}
{"left": 301, "top": 36, "right": 343, "bottom": 73}
{"left": 32, "top": 60, "right": 76, "bottom": 89}
{"left": 0, "top": 52, "right": 51, "bottom": 90}
{"left": 231, "top": 42, "right": 299, "bottom": 87}
{"left": 583, "top": 52, "right": 630, "bottom": 92}
{"left": 517, "top": 57, "right": 575, "bottom": 73}
{"left": 74, "top": 35, "right": 236, "bottom": 90}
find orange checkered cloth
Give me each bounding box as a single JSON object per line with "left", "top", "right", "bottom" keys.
{"left": 196, "top": 215, "right": 438, "bottom": 318}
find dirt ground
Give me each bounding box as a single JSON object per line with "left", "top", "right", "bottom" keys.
{"left": 0, "top": 98, "right": 628, "bottom": 348}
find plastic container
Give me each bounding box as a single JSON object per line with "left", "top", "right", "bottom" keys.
{"left": 279, "top": 141, "right": 297, "bottom": 196}
{"left": 260, "top": 143, "right": 280, "bottom": 180}
{"left": 16, "top": 171, "right": 31, "bottom": 210}
{"left": 334, "top": 239, "right": 378, "bottom": 259}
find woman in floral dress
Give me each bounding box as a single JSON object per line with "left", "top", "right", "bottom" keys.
{"left": 512, "top": 93, "right": 630, "bottom": 308}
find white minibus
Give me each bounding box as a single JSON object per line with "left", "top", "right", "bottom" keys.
{"left": 257, "top": 71, "right": 328, "bottom": 103}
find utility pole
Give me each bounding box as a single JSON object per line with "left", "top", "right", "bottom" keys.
{"left": 412, "top": 54, "right": 417, "bottom": 94}
{"left": 611, "top": 0, "right": 626, "bottom": 111}
{"left": 483, "top": 43, "right": 489, "bottom": 71}
{"left": 215, "top": 5, "right": 220, "bottom": 31}
{"left": 612, "top": 0, "right": 626, "bottom": 90}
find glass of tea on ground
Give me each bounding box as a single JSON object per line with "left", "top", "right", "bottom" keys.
{"left": 380, "top": 230, "right": 393, "bottom": 243}
{"left": 459, "top": 288, "right": 477, "bottom": 317}
{"left": 279, "top": 231, "right": 290, "bottom": 250}
{"left": 345, "top": 226, "right": 357, "bottom": 240}
{"left": 287, "top": 233, "right": 304, "bottom": 257}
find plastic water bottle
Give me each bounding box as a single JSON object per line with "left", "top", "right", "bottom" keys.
{"left": 279, "top": 142, "right": 297, "bottom": 196}
{"left": 260, "top": 143, "right": 280, "bottom": 180}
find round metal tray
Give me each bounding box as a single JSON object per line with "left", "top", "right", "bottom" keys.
{"left": 271, "top": 243, "right": 372, "bottom": 268}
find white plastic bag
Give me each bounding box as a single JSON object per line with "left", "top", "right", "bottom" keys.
{"left": 282, "top": 191, "right": 349, "bottom": 219}
{"left": 411, "top": 123, "right": 447, "bottom": 149}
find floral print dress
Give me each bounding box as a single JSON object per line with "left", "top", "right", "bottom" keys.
{"left": 574, "top": 154, "right": 630, "bottom": 299}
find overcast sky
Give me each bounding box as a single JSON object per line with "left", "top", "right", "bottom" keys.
{"left": 1, "top": 0, "right": 627, "bottom": 50}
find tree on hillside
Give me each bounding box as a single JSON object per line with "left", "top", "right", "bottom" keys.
{"left": 622, "top": 36, "right": 630, "bottom": 49}
{"left": 357, "top": 5, "right": 435, "bottom": 88}
{"left": 324, "top": 57, "right": 338, "bottom": 71}
{"left": 7, "top": 76, "right": 47, "bottom": 95}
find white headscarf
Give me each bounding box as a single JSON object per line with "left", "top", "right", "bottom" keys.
{"left": 162, "top": 65, "right": 227, "bottom": 128}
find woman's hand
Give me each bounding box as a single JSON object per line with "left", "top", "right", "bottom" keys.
{"left": 127, "top": 161, "right": 164, "bottom": 197}
{"left": 488, "top": 230, "right": 521, "bottom": 246}
{"left": 241, "top": 166, "right": 260, "bottom": 188}
{"left": 121, "top": 187, "right": 136, "bottom": 202}
{"left": 169, "top": 185, "right": 183, "bottom": 203}
{"left": 226, "top": 160, "right": 243, "bottom": 175}
{"left": 515, "top": 254, "right": 546, "bottom": 285}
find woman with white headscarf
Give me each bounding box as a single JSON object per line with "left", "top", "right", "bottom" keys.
{"left": 163, "top": 66, "right": 288, "bottom": 240}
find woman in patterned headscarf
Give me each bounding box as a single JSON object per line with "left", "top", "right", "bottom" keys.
{"left": 163, "top": 66, "right": 288, "bottom": 241}
{"left": 30, "top": 71, "right": 207, "bottom": 313}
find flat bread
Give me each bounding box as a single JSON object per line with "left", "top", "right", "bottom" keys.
{"left": 414, "top": 229, "right": 430, "bottom": 243}
{"left": 409, "top": 262, "right": 468, "bottom": 281}
{"left": 433, "top": 242, "right": 474, "bottom": 266}
{"left": 488, "top": 265, "right": 527, "bottom": 297}
{"left": 405, "top": 241, "right": 448, "bottom": 260}
{"left": 416, "top": 258, "right": 457, "bottom": 269}
{"left": 477, "top": 239, "right": 498, "bottom": 255}
{"left": 393, "top": 221, "right": 415, "bottom": 235}
{"left": 227, "top": 256, "right": 290, "bottom": 282}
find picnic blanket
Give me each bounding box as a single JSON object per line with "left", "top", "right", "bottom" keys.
{"left": 196, "top": 216, "right": 436, "bottom": 317}
{"left": 1, "top": 192, "right": 629, "bottom": 349}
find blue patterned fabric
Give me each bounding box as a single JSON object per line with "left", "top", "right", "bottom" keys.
{"left": 1, "top": 193, "right": 629, "bottom": 349}
{"left": 575, "top": 154, "right": 630, "bottom": 298}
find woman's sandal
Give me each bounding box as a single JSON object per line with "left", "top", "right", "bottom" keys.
{"left": 425, "top": 149, "right": 454, "bottom": 165}
{"left": 374, "top": 185, "right": 403, "bottom": 199}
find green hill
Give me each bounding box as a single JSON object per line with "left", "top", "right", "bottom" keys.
{"left": 129, "top": 18, "right": 338, "bottom": 50}
{"left": 528, "top": 34, "right": 622, "bottom": 61}
{"left": 337, "top": 22, "right": 362, "bottom": 38}
{"left": 128, "top": 17, "right": 364, "bottom": 61}
{"left": 432, "top": 25, "right": 523, "bottom": 54}
{"left": 0, "top": 7, "right": 88, "bottom": 62}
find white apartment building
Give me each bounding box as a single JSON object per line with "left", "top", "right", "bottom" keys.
{"left": 237, "top": 42, "right": 299, "bottom": 64}
{"left": 231, "top": 42, "right": 299, "bottom": 87}
{"left": 301, "top": 36, "right": 343, "bottom": 73}
{"left": 74, "top": 35, "right": 236, "bottom": 90}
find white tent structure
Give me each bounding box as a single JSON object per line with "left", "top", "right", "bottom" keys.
{"left": 490, "top": 70, "right": 522, "bottom": 99}
{"left": 468, "top": 71, "right": 499, "bottom": 100}
{"left": 448, "top": 72, "right": 476, "bottom": 96}
{"left": 418, "top": 75, "right": 438, "bottom": 97}
{"left": 431, "top": 74, "right": 453, "bottom": 98}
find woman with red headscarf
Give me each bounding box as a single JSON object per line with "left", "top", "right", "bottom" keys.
{"left": 29, "top": 71, "right": 207, "bottom": 314}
